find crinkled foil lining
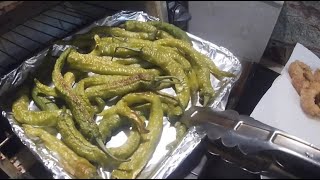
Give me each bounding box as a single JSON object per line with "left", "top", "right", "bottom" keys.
{"left": 0, "top": 11, "right": 241, "bottom": 179}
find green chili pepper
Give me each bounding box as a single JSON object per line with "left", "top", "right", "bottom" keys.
{"left": 31, "top": 87, "right": 59, "bottom": 111}
{"left": 74, "top": 75, "right": 128, "bottom": 112}
{"left": 34, "top": 71, "right": 76, "bottom": 98}
{"left": 67, "top": 50, "right": 161, "bottom": 76}
{"left": 23, "top": 124, "right": 98, "bottom": 179}
{"left": 34, "top": 79, "right": 58, "bottom": 97}
{"left": 77, "top": 75, "right": 129, "bottom": 88}
{"left": 196, "top": 66, "right": 215, "bottom": 106}
{"left": 84, "top": 73, "right": 177, "bottom": 100}
{"left": 147, "top": 21, "right": 192, "bottom": 45}
{"left": 156, "top": 30, "right": 175, "bottom": 39}
{"left": 112, "top": 93, "right": 163, "bottom": 179}
{"left": 52, "top": 48, "right": 129, "bottom": 162}
{"left": 98, "top": 36, "right": 199, "bottom": 105}
{"left": 132, "top": 102, "right": 181, "bottom": 119}
{"left": 74, "top": 75, "right": 130, "bottom": 111}
{"left": 98, "top": 37, "right": 192, "bottom": 72}
{"left": 109, "top": 130, "right": 141, "bottom": 159}
{"left": 69, "top": 26, "right": 157, "bottom": 50}
{"left": 63, "top": 72, "right": 75, "bottom": 87}
{"left": 12, "top": 93, "right": 61, "bottom": 127}
{"left": 79, "top": 26, "right": 156, "bottom": 40}
{"left": 154, "top": 38, "right": 235, "bottom": 105}
{"left": 123, "top": 91, "right": 182, "bottom": 118}
{"left": 98, "top": 109, "right": 141, "bottom": 159}
{"left": 73, "top": 79, "right": 96, "bottom": 115}
{"left": 111, "top": 57, "right": 151, "bottom": 67}
{"left": 56, "top": 111, "right": 114, "bottom": 167}
{"left": 95, "top": 42, "right": 191, "bottom": 110}
{"left": 187, "top": 69, "right": 199, "bottom": 106}
{"left": 98, "top": 107, "right": 124, "bottom": 141}
{"left": 93, "top": 97, "right": 106, "bottom": 114}
{"left": 154, "top": 38, "right": 235, "bottom": 79}
{"left": 166, "top": 122, "right": 187, "bottom": 150}
{"left": 122, "top": 20, "right": 158, "bottom": 33}
{"left": 116, "top": 100, "right": 149, "bottom": 134}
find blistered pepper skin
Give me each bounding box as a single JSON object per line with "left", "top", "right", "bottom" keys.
{"left": 123, "top": 20, "right": 157, "bottom": 33}
{"left": 67, "top": 50, "right": 160, "bottom": 76}
{"left": 12, "top": 93, "right": 61, "bottom": 127}
{"left": 23, "top": 125, "right": 98, "bottom": 179}
{"left": 147, "top": 21, "right": 192, "bottom": 44}
{"left": 98, "top": 111, "right": 141, "bottom": 159}
{"left": 56, "top": 112, "right": 112, "bottom": 167}
{"left": 111, "top": 93, "right": 163, "bottom": 179}
{"left": 52, "top": 48, "right": 127, "bottom": 162}
{"left": 96, "top": 42, "right": 190, "bottom": 110}
{"left": 69, "top": 26, "right": 157, "bottom": 50}
{"left": 31, "top": 87, "right": 59, "bottom": 111}
{"left": 154, "top": 38, "right": 235, "bottom": 105}
{"left": 52, "top": 48, "right": 99, "bottom": 140}
{"left": 84, "top": 73, "right": 175, "bottom": 100}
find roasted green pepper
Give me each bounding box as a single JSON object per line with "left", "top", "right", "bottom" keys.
{"left": 12, "top": 93, "right": 61, "bottom": 127}
{"left": 112, "top": 93, "right": 164, "bottom": 179}
{"left": 52, "top": 48, "right": 128, "bottom": 162}
{"left": 67, "top": 50, "right": 161, "bottom": 76}
{"left": 56, "top": 111, "right": 114, "bottom": 167}
{"left": 23, "top": 124, "right": 98, "bottom": 179}
{"left": 148, "top": 21, "right": 192, "bottom": 44}
{"left": 95, "top": 42, "right": 190, "bottom": 110}
{"left": 84, "top": 73, "right": 177, "bottom": 100}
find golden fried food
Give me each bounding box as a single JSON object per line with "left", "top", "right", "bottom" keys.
{"left": 314, "top": 69, "right": 320, "bottom": 82}
{"left": 288, "top": 60, "right": 314, "bottom": 94}
{"left": 300, "top": 82, "right": 320, "bottom": 117}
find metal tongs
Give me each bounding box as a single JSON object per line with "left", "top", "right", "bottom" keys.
{"left": 180, "top": 106, "right": 320, "bottom": 179}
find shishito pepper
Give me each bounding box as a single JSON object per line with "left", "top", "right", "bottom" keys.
{"left": 23, "top": 124, "right": 98, "bottom": 179}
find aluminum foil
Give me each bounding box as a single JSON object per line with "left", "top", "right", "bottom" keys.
{"left": 0, "top": 11, "right": 241, "bottom": 179}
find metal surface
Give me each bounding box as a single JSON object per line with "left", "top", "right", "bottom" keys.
{"left": 0, "top": 11, "right": 241, "bottom": 179}
{"left": 188, "top": 1, "right": 283, "bottom": 62}
{"left": 0, "top": 1, "right": 116, "bottom": 77}
{"left": 181, "top": 106, "right": 320, "bottom": 178}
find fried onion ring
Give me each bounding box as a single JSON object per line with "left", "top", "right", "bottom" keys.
{"left": 300, "top": 82, "right": 320, "bottom": 117}
{"left": 288, "top": 60, "right": 314, "bottom": 94}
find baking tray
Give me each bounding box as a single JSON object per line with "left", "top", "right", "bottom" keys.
{"left": 0, "top": 11, "right": 241, "bottom": 179}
